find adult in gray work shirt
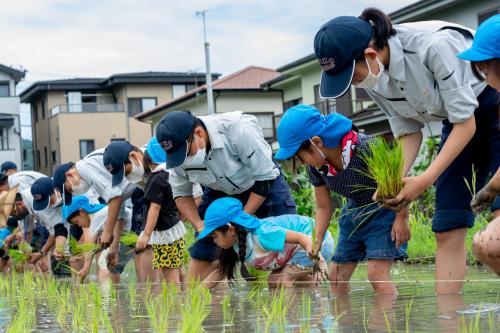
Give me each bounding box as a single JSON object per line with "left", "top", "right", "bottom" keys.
{"left": 156, "top": 110, "right": 296, "bottom": 281}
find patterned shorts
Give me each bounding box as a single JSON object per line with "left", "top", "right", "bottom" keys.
{"left": 152, "top": 238, "right": 185, "bottom": 269}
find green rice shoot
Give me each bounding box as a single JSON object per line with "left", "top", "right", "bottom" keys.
{"left": 358, "top": 137, "right": 404, "bottom": 200}
{"left": 120, "top": 232, "right": 138, "bottom": 247}
{"left": 464, "top": 164, "right": 478, "bottom": 199}
{"left": 8, "top": 249, "right": 30, "bottom": 264}
{"left": 68, "top": 237, "right": 101, "bottom": 256}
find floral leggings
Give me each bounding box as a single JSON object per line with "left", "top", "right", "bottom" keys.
{"left": 152, "top": 238, "right": 185, "bottom": 269}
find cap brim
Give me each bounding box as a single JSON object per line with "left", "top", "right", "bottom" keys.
{"left": 195, "top": 211, "right": 260, "bottom": 241}
{"left": 33, "top": 197, "right": 50, "bottom": 211}
{"left": 274, "top": 145, "right": 301, "bottom": 160}
{"left": 111, "top": 167, "right": 125, "bottom": 187}
{"left": 457, "top": 48, "right": 494, "bottom": 62}
{"left": 319, "top": 59, "right": 355, "bottom": 99}
{"left": 166, "top": 141, "right": 188, "bottom": 169}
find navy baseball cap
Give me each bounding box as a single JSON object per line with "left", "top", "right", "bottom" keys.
{"left": 1, "top": 161, "right": 17, "bottom": 173}
{"left": 31, "top": 177, "right": 55, "bottom": 211}
{"left": 458, "top": 14, "right": 500, "bottom": 61}
{"left": 53, "top": 162, "right": 75, "bottom": 205}
{"left": 314, "top": 16, "right": 372, "bottom": 99}
{"left": 155, "top": 111, "right": 196, "bottom": 169}
{"left": 275, "top": 104, "right": 352, "bottom": 160}
{"left": 103, "top": 141, "right": 133, "bottom": 187}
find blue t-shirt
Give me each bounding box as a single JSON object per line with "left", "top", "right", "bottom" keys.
{"left": 0, "top": 228, "right": 12, "bottom": 248}
{"left": 240, "top": 215, "right": 322, "bottom": 271}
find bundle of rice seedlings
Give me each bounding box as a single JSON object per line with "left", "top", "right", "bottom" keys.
{"left": 68, "top": 237, "right": 101, "bottom": 256}
{"left": 358, "top": 137, "right": 404, "bottom": 201}
{"left": 120, "top": 231, "right": 138, "bottom": 247}
{"left": 8, "top": 249, "right": 30, "bottom": 264}
{"left": 18, "top": 242, "right": 33, "bottom": 254}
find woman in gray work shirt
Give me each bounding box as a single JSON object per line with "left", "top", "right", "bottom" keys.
{"left": 315, "top": 8, "right": 500, "bottom": 294}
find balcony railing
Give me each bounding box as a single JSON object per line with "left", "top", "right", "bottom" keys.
{"left": 50, "top": 103, "right": 124, "bottom": 117}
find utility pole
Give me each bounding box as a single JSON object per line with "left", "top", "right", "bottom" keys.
{"left": 196, "top": 9, "right": 215, "bottom": 114}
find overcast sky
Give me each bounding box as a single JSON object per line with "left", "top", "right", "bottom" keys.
{"left": 1, "top": 0, "right": 417, "bottom": 139}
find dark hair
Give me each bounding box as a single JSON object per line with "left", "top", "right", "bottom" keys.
{"left": 67, "top": 209, "right": 82, "bottom": 224}
{"left": 471, "top": 59, "right": 500, "bottom": 81}
{"left": 359, "top": 8, "right": 396, "bottom": 51}
{"left": 142, "top": 150, "right": 154, "bottom": 177}
{"left": 216, "top": 223, "right": 256, "bottom": 282}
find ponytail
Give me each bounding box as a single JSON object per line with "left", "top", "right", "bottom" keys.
{"left": 359, "top": 8, "right": 395, "bottom": 50}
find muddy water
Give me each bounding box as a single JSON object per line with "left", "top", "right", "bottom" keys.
{"left": 1, "top": 263, "right": 500, "bottom": 332}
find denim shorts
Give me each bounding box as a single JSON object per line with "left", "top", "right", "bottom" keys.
{"left": 332, "top": 200, "right": 407, "bottom": 264}
{"left": 189, "top": 171, "right": 296, "bottom": 261}
{"left": 289, "top": 232, "right": 335, "bottom": 267}
{"left": 433, "top": 87, "right": 500, "bottom": 233}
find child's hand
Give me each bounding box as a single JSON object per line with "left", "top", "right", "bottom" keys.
{"left": 391, "top": 208, "right": 411, "bottom": 248}
{"left": 471, "top": 186, "right": 497, "bottom": 213}
{"left": 53, "top": 248, "right": 64, "bottom": 261}
{"left": 29, "top": 252, "right": 43, "bottom": 264}
{"left": 312, "top": 253, "right": 329, "bottom": 283}
{"left": 136, "top": 233, "right": 151, "bottom": 251}
{"left": 106, "top": 248, "right": 118, "bottom": 270}
{"left": 78, "top": 266, "right": 90, "bottom": 282}
{"left": 99, "top": 230, "right": 113, "bottom": 248}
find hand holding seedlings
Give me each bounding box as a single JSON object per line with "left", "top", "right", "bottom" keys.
{"left": 381, "top": 175, "right": 431, "bottom": 211}
{"left": 135, "top": 232, "right": 151, "bottom": 251}
{"left": 471, "top": 186, "right": 498, "bottom": 213}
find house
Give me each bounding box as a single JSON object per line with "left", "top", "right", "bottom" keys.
{"left": 262, "top": 0, "right": 500, "bottom": 139}
{"left": 0, "top": 64, "right": 26, "bottom": 169}
{"left": 135, "top": 66, "right": 284, "bottom": 143}
{"left": 20, "top": 71, "right": 220, "bottom": 175}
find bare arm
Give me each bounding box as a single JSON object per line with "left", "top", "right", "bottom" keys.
{"left": 243, "top": 193, "right": 266, "bottom": 216}
{"left": 201, "top": 269, "right": 226, "bottom": 290}
{"left": 100, "top": 196, "right": 122, "bottom": 247}
{"left": 175, "top": 196, "right": 203, "bottom": 231}
{"left": 401, "top": 131, "right": 423, "bottom": 176}
{"left": 313, "top": 186, "right": 333, "bottom": 257}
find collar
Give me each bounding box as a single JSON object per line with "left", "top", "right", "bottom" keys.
{"left": 197, "top": 116, "right": 224, "bottom": 150}
{"left": 387, "top": 35, "right": 406, "bottom": 82}
{"left": 151, "top": 163, "right": 166, "bottom": 173}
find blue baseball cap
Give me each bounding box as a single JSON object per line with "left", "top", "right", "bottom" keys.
{"left": 146, "top": 136, "right": 167, "bottom": 164}
{"left": 196, "top": 197, "right": 260, "bottom": 241}
{"left": 315, "top": 16, "right": 372, "bottom": 98}
{"left": 457, "top": 14, "right": 500, "bottom": 61}
{"left": 103, "top": 141, "right": 134, "bottom": 187}
{"left": 62, "top": 195, "right": 106, "bottom": 222}
{"left": 31, "top": 177, "right": 56, "bottom": 211}
{"left": 274, "top": 104, "right": 352, "bottom": 160}
{"left": 155, "top": 111, "right": 196, "bottom": 169}
{"left": 1, "top": 161, "right": 17, "bottom": 173}
{"left": 53, "top": 162, "right": 75, "bottom": 205}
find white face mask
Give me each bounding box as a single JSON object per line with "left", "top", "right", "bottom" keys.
{"left": 183, "top": 135, "right": 206, "bottom": 167}
{"left": 71, "top": 178, "right": 91, "bottom": 195}
{"left": 354, "top": 56, "right": 385, "bottom": 89}
{"left": 126, "top": 158, "right": 145, "bottom": 183}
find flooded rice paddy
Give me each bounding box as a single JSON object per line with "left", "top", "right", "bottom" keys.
{"left": 1, "top": 264, "right": 500, "bottom": 332}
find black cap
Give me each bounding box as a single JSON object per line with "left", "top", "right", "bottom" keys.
{"left": 314, "top": 16, "right": 372, "bottom": 98}
{"left": 155, "top": 111, "right": 196, "bottom": 169}
{"left": 103, "top": 141, "right": 133, "bottom": 186}
{"left": 1, "top": 161, "right": 17, "bottom": 173}
{"left": 53, "top": 162, "right": 74, "bottom": 205}
{"left": 31, "top": 177, "right": 55, "bottom": 211}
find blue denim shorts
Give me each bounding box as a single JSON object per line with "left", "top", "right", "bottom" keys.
{"left": 433, "top": 87, "right": 500, "bottom": 233}
{"left": 289, "top": 232, "right": 335, "bottom": 267}
{"left": 189, "top": 171, "right": 297, "bottom": 261}
{"left": 332, "top": 200, "right": 407, "bottom": 264}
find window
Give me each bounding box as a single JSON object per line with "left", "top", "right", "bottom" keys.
{"left": 249, "top": 113, "right": 275, "bottom": 141}
{"left": 314, "top": 85, "right": 331, "bottom": 115}
{"left": 172, "top": 84, "right": 187, "bottom": 99}
{"left": 33, "top": 104, "right": 38, "bottom": 123}
{"left": 127, "top": 97, "right": 157, "bottom": 117}
{"left": 36, "top": 150, "right": 41, "bottom": 169}
{"left": 79, "top": 140, "right": 95, "bottom": 159}
{"left": 0, "top": 82, "right": 9, "bottom": 97}
{"left": 52, "top": 151, "right": 57, "bottom": 163}
{"left": 283, "top": 98, "right": 302, "bottom": 111}
{"left": 44, "top": 147, "right": 48, "bottom": 167}
{"left": 478, "top": 7, "right": 499, "bottom": 24}
{"left": 41, "top": 99, "right": 46, "bottom": 119}
{"left": 110, "top": 138, "right": 125, "bottom": 142}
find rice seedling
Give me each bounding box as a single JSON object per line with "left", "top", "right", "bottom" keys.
{"left": 405, "top": 297, "right": 414, "bottom": 333}
{"left": 147, "top": 296, "right": 171, "bottom": 332}
{"left": 69, "top": 236, "right": 101, "bottom": 256}
{"left": 300, "top": 293, "right": 312, "bottom": 333}
{"left": 358, "top": 136, "right": 404, "bottom": 200}
{"left": 128, "top": 278, "right": 137, "bottom": 306}
{"left": 382, "top": 309, "right": 392, "bottom": 333}
{"left": 464, "top": 165, "right": 478, "bottom": 199}
{"left": 261, "top": 287, "right": 294, "bottom": 331}
{"left": 179, "top": 285, "right": 212, "bottom": 333}
{"left": 8, "top": 248, "right": 30, "bottom": 264}
{"left": 222, "top": 291, "right": 236, "bottom": 326}
{"left": 120, "top": 231, "right": 139, "bottom": 247}
{"left": 102, "top": 309, "right": 115, "bottom": 333}
{"left": 18, "top": 242, "right": 32, "bottom": 254}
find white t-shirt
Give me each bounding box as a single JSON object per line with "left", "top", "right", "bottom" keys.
{"left": 9, "top": 171, "right": 46, "bottom": 192}
{"left": 89, "top": 205, "right": 132, "bottom": 237}
{"left": 20, "top": 188, "right": 64, "bottom": 236}
{"left": 75, "top": 148, "right": 136, "bottom": 203}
